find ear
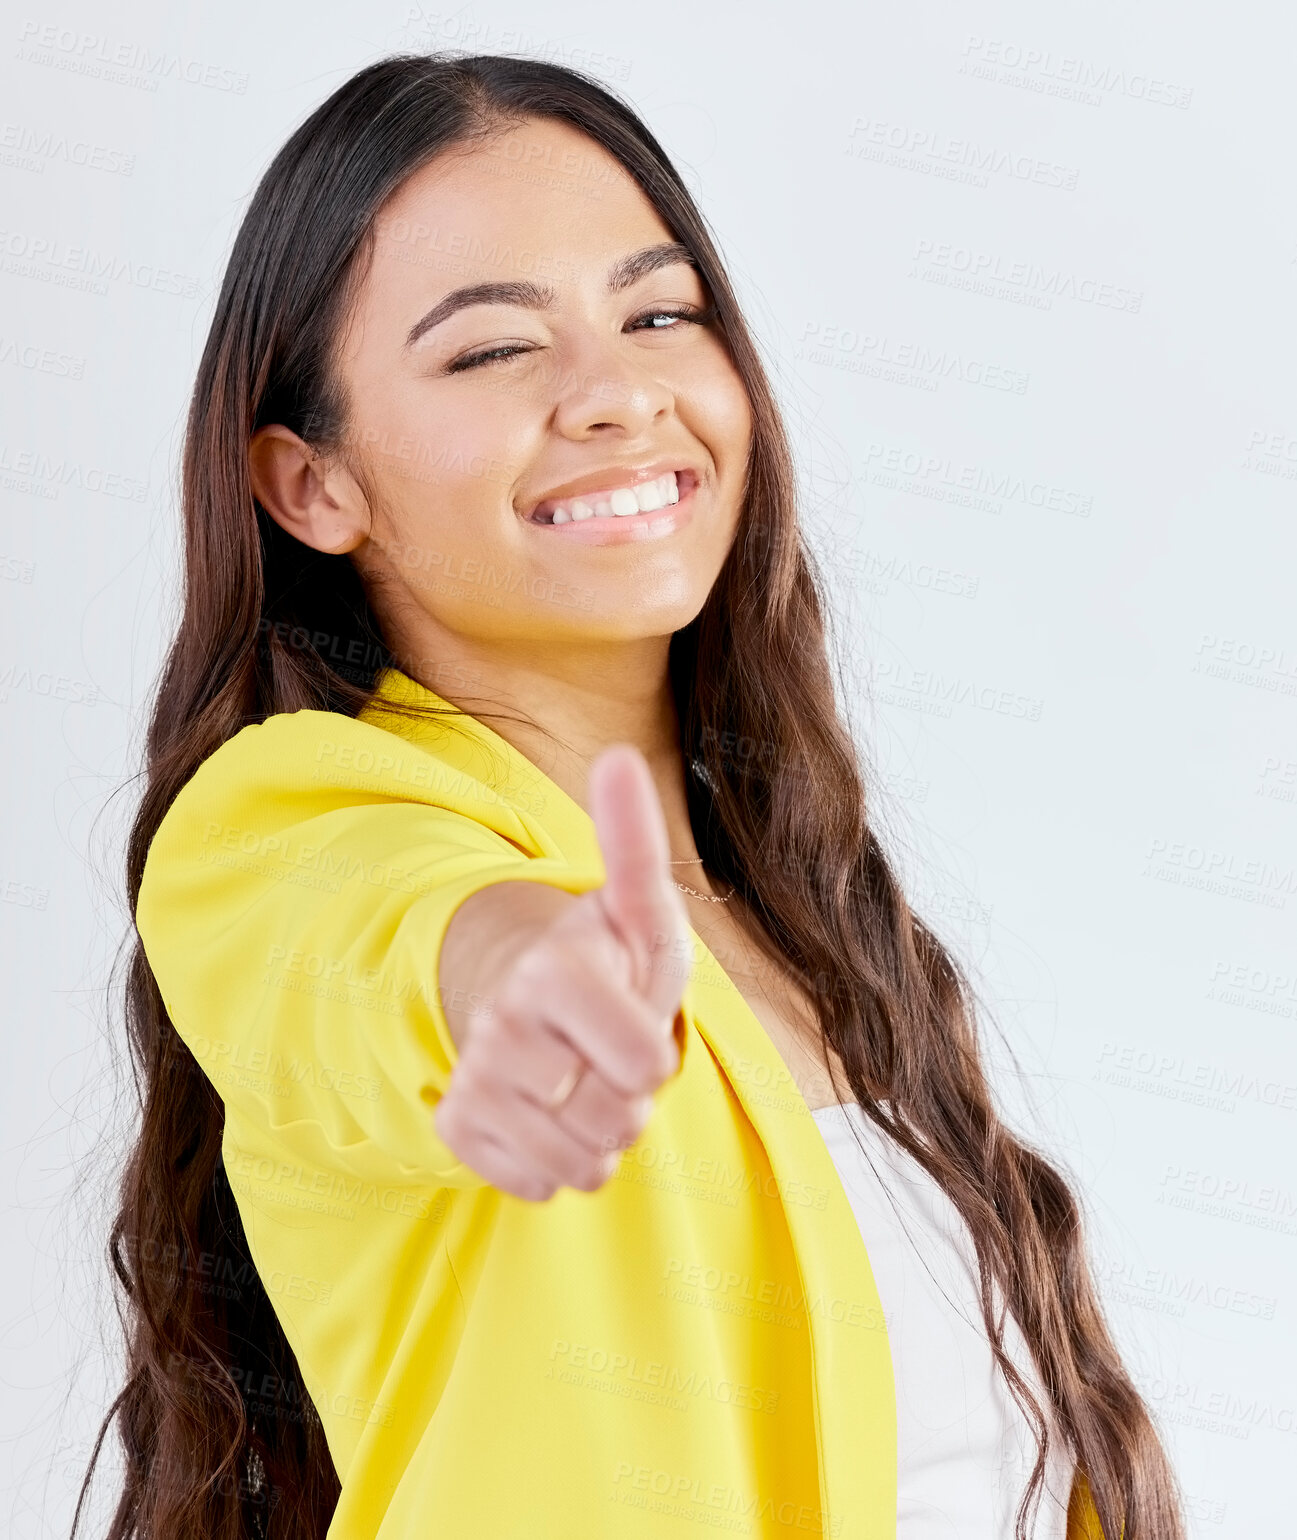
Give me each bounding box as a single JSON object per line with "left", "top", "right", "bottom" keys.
{"left": 249, "top": 423, "right": 370, "bottom": 555}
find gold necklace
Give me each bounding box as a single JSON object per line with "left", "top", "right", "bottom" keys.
{"left": 668, "top": 856, "right": 733, "bottom": 904}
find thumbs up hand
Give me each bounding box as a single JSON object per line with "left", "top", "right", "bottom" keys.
{"left": 433, "top": 743, "right": 693, "bottom": 1201}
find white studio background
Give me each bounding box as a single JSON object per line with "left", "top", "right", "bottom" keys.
{"left": 2, "top": 2, "right": 1292, "bottom": 1535}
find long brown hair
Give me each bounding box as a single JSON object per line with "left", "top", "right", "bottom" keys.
{"left": 76, "top": 51, "right": 1184, "bottom": 1540}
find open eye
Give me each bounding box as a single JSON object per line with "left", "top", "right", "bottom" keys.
{"left": 627, "top": 302, "right": 718, "bottom": 334}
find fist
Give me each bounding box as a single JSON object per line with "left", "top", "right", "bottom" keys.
{"left": 434, "top": 743, "right": 692, "bottom": 1200}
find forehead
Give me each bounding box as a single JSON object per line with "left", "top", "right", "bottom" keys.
{"left": 363, "top": 116, "right": 678, "bottom": 309}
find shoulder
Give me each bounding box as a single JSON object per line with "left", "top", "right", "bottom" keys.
{"left": 136, "top": 706, "right": 542, "bottom": 934}
{"left": 149, "top": 704, "right": 535, "bottom": 845}
{"left": 167, "top": 707, "right": 441, "bottom": 806}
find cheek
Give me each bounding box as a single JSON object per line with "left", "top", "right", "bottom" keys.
{"left": 363, "top": 383, "right": 526, "bottom": 529}
{"left": 695, "top": 364, "right": 752, "bottom": 547}
{"left": 682, "top": 352, "right": 753, "bottom": 461}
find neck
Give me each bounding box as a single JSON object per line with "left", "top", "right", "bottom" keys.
{"left": 391, "top": 633, "right": 703, "bottom": 863}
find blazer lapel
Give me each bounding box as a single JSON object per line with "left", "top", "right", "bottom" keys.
{"left": 680, "top": 930, "right": 898, "bottom": 1540}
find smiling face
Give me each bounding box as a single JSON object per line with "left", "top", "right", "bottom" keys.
{"left": 327, "top": 115, "right": 753, "bottom": 682}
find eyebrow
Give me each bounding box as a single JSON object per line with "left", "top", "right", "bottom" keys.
{"left": 402, "top": 241, "right": 699, "bottom": 350}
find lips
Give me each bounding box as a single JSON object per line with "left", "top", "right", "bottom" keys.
{"left": 521, "top": 468, "right": 702, "bottom": 543}
{"left": 522, "top": 464, "right": 700, "bottom": 524}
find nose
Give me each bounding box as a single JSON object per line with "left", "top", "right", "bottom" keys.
{"left": 550, "top": 329, "right": 675, "bottom": 438}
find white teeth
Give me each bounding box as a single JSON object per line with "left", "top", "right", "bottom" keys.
{"left": 535, "top": 471, "right": 681, "bottom": 525}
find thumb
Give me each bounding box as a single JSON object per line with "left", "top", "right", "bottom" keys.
{"left": 588, "top": 743, "right": 689, "bottom": 1019}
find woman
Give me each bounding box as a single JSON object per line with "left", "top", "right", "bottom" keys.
{"left": 77, "top": 53, "right": 1183, "bottom": 1540}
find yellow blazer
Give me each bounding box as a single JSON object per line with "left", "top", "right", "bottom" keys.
{"left": 136, "top": 664, "right": 1107, "bottom": 1539}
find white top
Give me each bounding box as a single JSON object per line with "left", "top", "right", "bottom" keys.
{"left": 811, "top": 1101, "right": 1075, "bottom": 1540}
